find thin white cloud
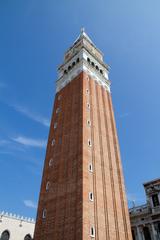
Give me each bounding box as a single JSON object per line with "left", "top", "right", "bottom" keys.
{"left": 12, "top": 136, "right": 47, "bottom": 148}
{"left": 0, "top": 139, "right": 26, "bottom": 155}
{"left": 11, "top": 104, "right": 50, "bottom": 127}
{"left": 24, "top": 200, "right": 37, "bottom": 209}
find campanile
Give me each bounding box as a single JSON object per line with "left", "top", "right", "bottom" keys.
{"left": 34, "top": 29, "right": 132, "bottom": 240}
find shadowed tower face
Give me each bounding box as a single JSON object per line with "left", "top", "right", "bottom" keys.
{"left": 34, "top": 29, "right": 132, "bottom": 240}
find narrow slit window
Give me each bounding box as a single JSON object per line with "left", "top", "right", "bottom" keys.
{"left": 51, "top": 139, "right": 55, "bottom": 146}
{"left": 54, "top": 123, "right": 57, "bottom": 129}
{"left": 42, "top": 209, "right": 47, "bottom": 219}
{"left": 58, "top": 95, "right": 61, "bottom": 101}
{"left": 56, "top": 108, "right": 60, "bottom": 114}
{"left": 88, "top": 139, "right": 92, "bottom": 147}
{"left": 87, "top": 103, "right": 90, "bottom": 109}
{"left": 46, "top": 181, "right": 50, "bottom": 191}
{"left": 90, "top": 226, "right": 95, "bottom": 238}
{"left": 87, "top": 120, "right": 91, "bottom": 126}
{"left": 89, "top": 163, "right": 93, "bottom": 172}
{"left": 86, "top": 89, "right": 89, "bottom": 94}
{"left": 76, "top": 58, "right": 80, "bottom": 63}
{"left": 89, "top": 192, "right": 94, "bottom": 201}
{"left": 49, "top": 158, "right": 53, "bottom": 167}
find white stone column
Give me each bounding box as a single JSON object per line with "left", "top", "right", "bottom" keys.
{"left": 136, "top": 226, "right": 142, "bottom": 240}
{"left": 151, "top": 223, "right": 157, "bottom": 240}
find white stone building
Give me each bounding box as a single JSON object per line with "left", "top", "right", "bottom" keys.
{"left": 0, "top": 211, "right": 35, "bottom": 240}
{"left": 129, "top": 178, "right": 160, "bottom": 240}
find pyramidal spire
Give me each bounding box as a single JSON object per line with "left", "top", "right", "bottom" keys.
{"left": 74, "top": 28, "right": 94, "bottom": 45}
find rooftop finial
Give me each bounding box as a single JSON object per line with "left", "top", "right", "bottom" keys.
{"left": 81, "top": 27, "right": 85, "bottom": 34}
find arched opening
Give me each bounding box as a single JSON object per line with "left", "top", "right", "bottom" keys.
{"left": 24, "top": 234, "right": 32, "bottom": 240}
{"left": 87, "top": 57, "right": 90, "bottom": 63}
{"left": 143, "top": 226, "right": 151, "bottom": 240}
{"left": 68, "top": 66, "right": 71, "bottom": 71}
{"left": 64, "top": 70, "right": 67, "bottom": 74}
{"left": 100, "top": 69, "right": 103, "bottom": 75}
{"left": 72, "top": 62, "right": 75, "bottom": 67}
{"left": 96, "top": 65, "right": 99, "bottom": 70}
{"left": 76, "top": 58, "right": 80, "bottom": 63}
{"left": 91, "top": 62, "right": 95, "bottom": 67}
{"left": 1, "top": 230, "right": 10, "bottom": 240}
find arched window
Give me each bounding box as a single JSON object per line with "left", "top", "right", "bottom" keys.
{"left": 46, "top": 181, "right": 50, "bottom": 191}
{"left": 87, "top": 120, "right": 91, "bottom": 126}
{"left": 24, "top": 234, "right": 32, "bottom": 240}
{"left": 56, "top": 108, "right": 61, "bottom": 114}
{"left": 49, "top": 158, "right": 54, "bottom": 167}
{"left": 76, "top": 58, "right": 80, "bottom": 63}
{"left": 89, "top": 163, "right": 93, "bottom": 173}
{"left": 58, "top": 95, "right": 61, "bottom": 101}
{"left": 100, "top": 69, "right": 103, "bottom": 75}
{"left": 88, "top": 139, "right": 92, "bottom": 147}
{"left": 91, "top": 62, "right": 95, "bottom": 67}
{"left": 87, "top": 103, "right": 90, "bottom": 109}
{"left": 89, "top": 192, "right": 94, "bottom": 201}
{"left": 87, "top": 57, "right": 90, "bottom": 63}
{"left": 68, "top": 66, "right": 71, "bottom": 71}
{"left": 96, "top": 65, "right": 99, "bottom": 70}
{"left": 90, "top": 226, "right": 95, "bottom": 237}
{"left": 64, "top": 70, "right": 67, "bottom": 74}
{"left": 1, "top": 230, "right": 10, "bottom": 240}
{"left": 51, "top": 139, "right": 55, "bottom": 146}
{"left": 42, "top": 209, "right": 47, "bottom": 219}
{"left": 72, "top": 62, "right": 75, "bottom": 67}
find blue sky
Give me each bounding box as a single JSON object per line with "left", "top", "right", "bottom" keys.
{"left": 0, "top": 0, "right": 160, "bottom": 218}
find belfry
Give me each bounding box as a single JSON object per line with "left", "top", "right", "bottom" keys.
{"left": 34, "top": 29, "right": 132, "bottom": 240}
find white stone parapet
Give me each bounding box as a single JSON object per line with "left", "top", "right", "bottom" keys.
{"left": 0, "top": 211, "right": 35, "bottom": 223}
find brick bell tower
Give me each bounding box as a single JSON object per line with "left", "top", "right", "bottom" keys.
{"left": 34, "top": 29, "right": 132, "bottom": 240}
